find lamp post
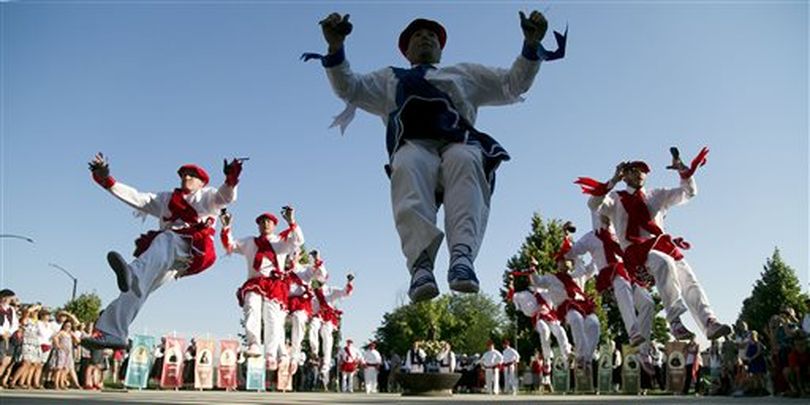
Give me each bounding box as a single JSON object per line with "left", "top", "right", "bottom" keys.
{"left": 0, "top": 234, "right": 35, "bottom": 243}
{"left": 48, "top": 263, "right": 77, "bottom": 302}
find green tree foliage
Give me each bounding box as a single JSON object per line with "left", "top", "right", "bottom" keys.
{"left": 374, "top": 293, "right": 507, "bottom": 356}
{"left": 61, "top": 292, "right": 102, "bottom": 324}
{"left": 738, "top": 248, "right": 809, "bottom": 337}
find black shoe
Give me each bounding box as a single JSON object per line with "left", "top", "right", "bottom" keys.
{"left": 408, "top": 252, "right": 439, "bottom": 302}
{"left": 107, "top": 251, "right": 131, "bottom": 294}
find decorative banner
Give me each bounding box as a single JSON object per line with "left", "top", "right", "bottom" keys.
{"left": 124, "top": 334, "right": 155, "bottom": 389}
{"left": 245, "top": 354, "right": 266, "bottom": 391}
{"left": 194, "top": 338, "right": 215, "bottom": 389}
{"left": 597, "top": 344, "right": 614, "bottom": 393}
{"left": 666, "top": 341, "right": 687, "bottom": 393}
{"left": 277, "top": 353, "right": 293, "bottom": 392}
{"left": 574, "top": 360, "right": 593, "bottom": 393}
{"left": 621, "top": 345, "right": 640, "bottom": 394}
{"left": 160, "top": 336, "right": 186, "bottom": 389}
{"left": 216, "top": 340, "right": 239, "bottom": 390}
{"left": 551, "top": 347, "right": 570, "bottom": 393}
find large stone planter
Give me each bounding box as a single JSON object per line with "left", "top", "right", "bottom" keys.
{"left": 398, "top": 372, "right": 462, "bottom": 397}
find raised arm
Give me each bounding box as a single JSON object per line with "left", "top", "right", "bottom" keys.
{"left": 204, "top": 159, "right": 242, "bottom": 211}
{"left": 276, "top": 206, "right": 305, "bottom": 254}
{"left": 218, "top": 211, "right": 245, "bottom": 255}
{"left": 88, "top": 152, "right": 163, "bottom": 217}
{"left": 319, "top": 13, "right": 391, "bottom": 117}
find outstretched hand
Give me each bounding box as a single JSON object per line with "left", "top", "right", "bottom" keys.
{"left": 88, "top": 152, "right": 110, "bottom": 178}
{"left": 220, "top": 211, "right": 232, "bottom": 227}
{"left": 519, "top": 10, "right": 548, "bottom": 43}
{"left": 320, "top": 13, "right": 352, "bottom": 53}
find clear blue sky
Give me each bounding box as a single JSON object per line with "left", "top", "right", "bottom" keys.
{"left": 2, "top": 1, "right": 807, "bottom": 349}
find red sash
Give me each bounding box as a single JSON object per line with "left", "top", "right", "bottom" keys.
{"left": 252, "top": 237, "right": 280, "bottom": 273}
{"left": 162, "top": 188, "right": 200, "bottom": 225}
{"left": 314, "top": 288, "right": 342, "bottom": 326}
{"left": 287, "top": 271, "right": 313, "bottom": 316}
{"left": 554, "top": 272, "right": 595, "bottom": 317}
{"left": 594, "top": 228, "right": 631, "bottom": 291}
{"left": 340, "top": 347, "right": 358, "bottom": 372}
{"left": 531, "top": 292, "right": 558, "bottom": 324}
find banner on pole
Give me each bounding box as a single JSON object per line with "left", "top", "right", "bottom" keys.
{"left": 194, "top": 338, "right": 215, "bottom": 389}
{"left": 160, "top": 336, "right": 186, "bottom": 389}
{"left": 621, "top": 345, "right": 641, "bottom": 394}
{"left": 245, "top": 354, "right": 266, "bottom": 391}
{"left": 551, "top": 347, "right": 570, "bottom": 394}
{"left": 216, "top": 339, "right": 239, "bottom": 390}
{"left": 597, "top": 343, "right": 613, "bottom": 393}
{"left": 124, "top": 334, "right": 155, "bottom": 389}
{"left": 666, "top": 341, "right": 687, "bottom": 393}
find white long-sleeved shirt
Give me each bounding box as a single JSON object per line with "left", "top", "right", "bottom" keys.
{"left": 221, "top": 225, "right": 304, "bottom": 280}
{"left": 565, "top": 229, "right": 624, "bottom": 271}
{"left": 530, "top": 271, "right": 589, "bottom": 307}
{"left": 404, "top": 348, "right": 427, "bottom": 372}
{"left": 312, "top": 283, "right": 353, "bottom": 317}
{"left": 363, "top": 348, "right": 382, "bottom": 366}
{"left": 481, "top": 348, "right": 503, "bottom": 368}
{"left": 502, "top": 347, "right": 520, "bottom": 366}
{"left": 324, "top": 47, "right": 541, "bottom": 131}
{"left": 588, "top": 177, "right": 697, "bottom": 249}
{"left": 0, "top": 305, "right": 19, "bottom": 337}
{"left": 289, "top": 262, "right": 328, "bottom": 297}
{"left": 511, "top": 289, "right": 556, "bottom": 318}
{"left": 107, "top": 181, "right": 237, "bottom": 230}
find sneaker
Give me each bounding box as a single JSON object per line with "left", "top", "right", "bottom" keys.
{"left": 670, "top": 319, "right": 695, "bottom": 341}
{"left": 447, "top": 244, "right": 479, "bottom": 293}
{"left": 706, "top": 318, "right": 732, "bottom": 340}
{"left": 245, "top": 343, "right": 262, "bottom": 358}
{"left": 81, "top": 331, "right": 127, "bottom": 350}
{"left": 409, "top": 269, "right": 439, "bottom": 302}
{"left": 107, "top": 251, "right": 141, "bottom": 298}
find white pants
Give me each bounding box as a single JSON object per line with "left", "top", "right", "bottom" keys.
{"left": 566, "top": 310, "right": 600, "bottom": 362}
{"left": 535, "top": 319, "right": 571, "bottom": 362}
{"left": 289, "top": 310, "right": 309, "bottom": 364}
{"left": 97, "top": 232, "right": 189, "bottom": 339}
{"left": 263, "top": 300, "right": 287, "bottom": 364}
{"left": 320, "top": 321, "right": 336, "bottom": 384}
{"left": 390, "top": 139, "right": 490, "bottom": 273}
{"left": 341, "top": 370, "right": 356, "bottom": 392}
{"left": 612, "top": 277, "right": 655, "bottom": 340}
{"left": 503, "top": 364, "right": 518, "bottom": 394}
{"left": 485, "top": 368, "right": 500, "bottom": 394}
{"left": 243, "top": 291, "right": 263, "bottom": 351}
{"left": 308, "top": 316, "right": 323, "bottom": 357}
{"left": 364, "top": 368, "right": 378, "bottom": 393}
{"left": 647, "top": 251, "right": 715, "bottom": 334}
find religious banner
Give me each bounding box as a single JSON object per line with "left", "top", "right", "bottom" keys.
{"left": 124, "top": 334, "right": 155, "bottom": 389}
{"left": 194, "top": 338, "right": 215, "bottom": 389}
{"left": 621, "top": 345, "right": 640, "bottom": 394}
{"left": 160, "top": 336, "right": 186, "bottom": 389}
{"left": 551, "top": 347, "right": 570, "bottom": 394}
{"left": 574, "top": 360, "right": 593, "bottom": 393}
{"left": 245, "top": 354, "right": 266, "bottom": 391}
{"left": 666, "top": 341, "right": 688, "bottom": 393}
{"left": 597, "top": 343, "right": 614, "bottom": 393}
{"left": 216, "top": 339, "right": 239, "bottom": 390}
{"left": 277, "top": 352, "right": 293, "bottom": 392}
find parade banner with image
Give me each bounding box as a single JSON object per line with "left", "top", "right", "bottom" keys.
{"left": 194, "top": 338, "right": 215, "bottom": 389}
{"left": 551, "top": 347, "right": 570, "bottom": 393}
{"left": 160, "top": 336, "right": 186, "bottom": 388}
{"left": 124, "top": 334, "right": 155, "bottom": 389}
{"left": 574, "top": 361, "right": 593, "bottom": 393}
{"left": 245, "top": 354, "right": 266, "bottom": 391}
{"left": 216, "top": 339, "right": 239, "bottom": 390}
{"left": 666, "top": 341, "right": 687, "bottom": 393}
{"left": 597, "top": 344, "right": 614, "bottom": 393}
{"left": 621, "top": 345, "right": 640, "bottom": 394}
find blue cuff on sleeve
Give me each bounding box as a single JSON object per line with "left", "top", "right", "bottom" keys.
{"left": 322, "top": 47, "right": 346, "bottom": 68}
{"left": 521, "top": 42, "right": 542, "bottom": 61}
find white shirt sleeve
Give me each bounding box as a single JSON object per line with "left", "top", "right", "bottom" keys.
{"left": 108, "top": 181, "right": 164, "bottom": 218}
{"left": 648, "top": 176, "right": 697, "bottom": 213}
{"left": 326, "top": 58, "right": 394, "bottom": 118}
{"left": 457, "top": 56, "right": 541, "bottom": 107}
{"left": 202, "top": 183, "right": 237, "bottom": 214}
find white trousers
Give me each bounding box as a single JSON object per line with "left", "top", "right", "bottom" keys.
{"left": 263, "top": 300, "right": 287, "bottom": 363}
{"left": 647, "top": 251, "right": 715, "bottom": 333}
{"left": 612, "top": 277, "right": 655, "bottom": 340}
{"left": 390, "top": 139, "right": 490, "bottom": 273}
{"left": 289, "top": 310, "right": 308, "bottom": 364}
{"left": 364, "top": 368, "right": 378, "bottom": 393}
{"left": 566, "top": 310, "right": 600, "bottom": 362}
{"left": 97, "top": 232, "right": 188, "bottom": 339}
{"left": 341, "top": 370, "right": 356, "bottom": 392}
{"left": 535, "top": 319, "right": 571, "bottom": 362}
{"left": 485, "top": 368, "right": 500, "bottom": 394}
{"left": 319, "top": 321, "right": 336, "bottom": 384}
{"left": 308, "top": 316, "right": 323, "bottom": 357}
{"left": 503, "top": 364, "right": 518, "bottom": 394}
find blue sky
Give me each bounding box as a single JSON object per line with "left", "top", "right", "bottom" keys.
{"left": 2, "top": 1, "right": 807, "bottom": 350}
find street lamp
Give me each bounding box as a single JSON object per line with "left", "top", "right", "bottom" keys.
{"left": 0, "top": 234, "right": 35, "bottom": 244}
{"left": 48, "top": 263, "right": 77, "bottom": 302}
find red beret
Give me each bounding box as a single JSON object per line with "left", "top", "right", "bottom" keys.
{"left": 177, "top": 164, "right": 210, "bottom": 185}
{"left": 255, "top": 212, "right": 279, "bottom": 225}
{"left": 398, "top": 18, "right": 447, "bottom": 57}
{"left": 626, "top": 161, "right": 651, "bottom": 174}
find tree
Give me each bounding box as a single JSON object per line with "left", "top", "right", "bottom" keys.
{"left": 374, "top": 293, "right": 507, "bottom": 356}
{"left": 738, "top": 248, "right": 809, "bottom": 338}
{"left": 61, "top": 292, "right": 102, "bottom": 324}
